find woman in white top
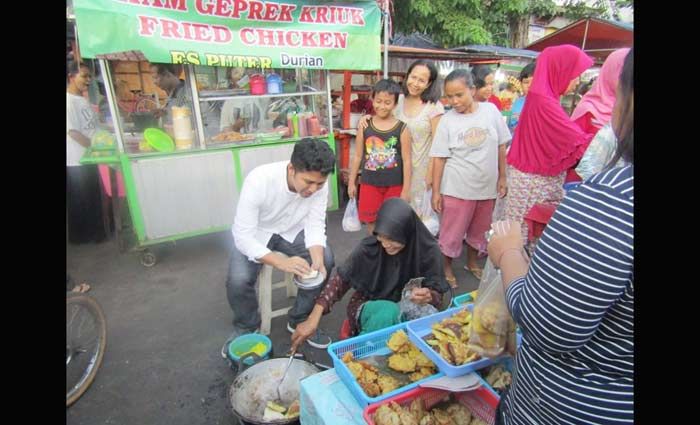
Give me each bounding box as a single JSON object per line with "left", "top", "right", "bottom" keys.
{"left": 66, "top": 61, "right": 106, "bottom": 244}
{"left": 359, "top": 60, "right": 444, "bottom": 213}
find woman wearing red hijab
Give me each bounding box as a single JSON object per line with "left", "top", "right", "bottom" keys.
{"left": 505, "top": 45, "right": 593, "bottom": 246}
{"left": 566, "top": 47, "right": 631, "bottom": 181}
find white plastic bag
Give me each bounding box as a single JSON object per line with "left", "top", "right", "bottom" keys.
{"left": 418, "top": 189, "right": 440, "bottom": 236}
{"left": 399, "top": 277, "right": 439, "bottom": 321}
{"left": 342, "top": 198, "right": 362, "bottom": 232}
{"left": 468, "top": 259, "right": 512, "bottom": 358}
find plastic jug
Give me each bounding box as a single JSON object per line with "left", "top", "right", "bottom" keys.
{"left": 249, "top": 74, "right": 266, "bottom": 95}
{"left": 308, "top": 115, "right": 321, "bottom": 136}
{"left": 290, "top": 112, "right": 299, "bottom": 138}
{"left": 266, "top": 73, "right": 283, "bottom": 94}
{"left": 298, "top": 112, "right": 308, "bottom": 137}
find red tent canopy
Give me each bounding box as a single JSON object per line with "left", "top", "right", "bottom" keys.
{"left": 526, "top": 17, "right": 633, "bottom": 64}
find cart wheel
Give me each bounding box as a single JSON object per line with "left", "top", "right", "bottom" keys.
{"left": 140, "top": 250, "right": 157, "bottom": 267}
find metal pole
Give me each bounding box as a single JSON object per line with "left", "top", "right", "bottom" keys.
{"left": 186, "top": 64, "right": 207, "bottom": 149}
{"left": 98, "top": 59, "right": 125, "bottom": 154}
{"left": 581, "top": 19, "right": 590, "bottom": 51}
{"left": 383, "top": 0, "right": 389, "bottom": 79}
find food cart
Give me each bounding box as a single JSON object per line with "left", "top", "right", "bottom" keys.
{"left": 73, "top": 0, "right": 382, "bottom": 266}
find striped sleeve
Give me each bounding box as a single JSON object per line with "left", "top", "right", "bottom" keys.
{"left": 506, "top": 166, "right": 633, "bottom": 354}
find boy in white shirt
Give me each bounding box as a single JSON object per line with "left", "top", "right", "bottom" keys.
{"left": 222, "top": 139, "right": 336, "bottom": 355}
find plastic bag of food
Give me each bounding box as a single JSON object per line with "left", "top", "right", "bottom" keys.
{"left": 342, "top": 198, "right": 362, "bottom": 232}
{"left": 468, "top": 258, "right": 511, "bottom": 357}
{"left": 399, "top": 277, "right": 438, "bottom": 322}
{"left": 418, "top": 189, "right": 440, "bottom": 236}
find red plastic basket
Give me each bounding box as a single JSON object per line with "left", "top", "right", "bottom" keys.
{"left": 363, "top": 385, "right": 499, "bottom": 425}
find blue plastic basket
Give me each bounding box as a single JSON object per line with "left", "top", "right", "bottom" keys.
{"left": 477, "top": 356, "right": 515, "bottom": 401}
{"left": 406, "top": 305, "right": 517, "bottom": 377}
{"left": 327, "top": 322, "right": 444, "bottom": 406}
{"left": 451, "top": 293, "right": 474, "bottom": 308}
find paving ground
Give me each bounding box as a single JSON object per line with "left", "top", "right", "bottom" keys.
{"left": 66, "top": 208, "right": 483, "bottom": 425}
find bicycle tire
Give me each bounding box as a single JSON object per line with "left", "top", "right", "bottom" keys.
{"left": 66, "top": 292, "right": 107, "bottom": 407}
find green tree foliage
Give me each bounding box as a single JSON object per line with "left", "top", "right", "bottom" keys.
{"left": 391, "top": 0, "right": 628, "bottom": 48}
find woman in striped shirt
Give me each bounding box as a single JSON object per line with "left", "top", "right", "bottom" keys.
{"left": 488, "top": 49, "right": 633, "bottom": 424}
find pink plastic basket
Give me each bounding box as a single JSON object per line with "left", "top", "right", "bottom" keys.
{"left": 363, "top": 386, "right": 499, "bottom": 425}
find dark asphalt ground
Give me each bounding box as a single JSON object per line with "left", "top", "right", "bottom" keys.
{"left": 66, "top": 207, "right": 482, "bottom": 425}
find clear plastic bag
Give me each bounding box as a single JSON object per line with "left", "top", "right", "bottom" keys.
{"left": 399, "top": 277, "right": 438, "bottom": 322}
{"left": 468, "top": 258, "right": 512, "bottom": 358}
{"left": 342, "top": 198, "right": 362, "bottom": 232}
{"left": 418, "top": 189, "right": 440, "bottom": 236}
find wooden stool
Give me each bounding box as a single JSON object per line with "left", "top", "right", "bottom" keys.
{"left": 257, "top": 253, "right": 297, "bottom": 335}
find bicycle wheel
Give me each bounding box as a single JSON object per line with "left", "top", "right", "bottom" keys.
{"left": 66, "top": 292, "right": 107, "bottom": 407}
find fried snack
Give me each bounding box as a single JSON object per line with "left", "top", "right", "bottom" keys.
{"left": 485, "top": 365, "right": 512, "bottom": 391}
{"left": 363, "top": 381, "right": 382, "bottom": 397}
{"left": 266, "top": 401, "right": 286, "bottom": 413}
{"left": 378, "top": 374, "right": 402, "bottom": 394}
{"left": 453, "top": 309, "right": 472, "bottom": 325}
{"left": 347, "top": 361, "right": 364, "bottom": 378}
{"left": 410, "top": 349, "right": 435, "bottom": 369}
{"left": 343, "top": 350, "right": 405, "bottom": 396}
{"left": 358, "top": 367, "right": 379, "bottom": 388}
{"left": 285, "top": 400, "right": 300, "bottom": 418}
{"left": 374, "top": 404, "right": 401, "bottom": 425}
{"left": 469, "top": 419, "right": 488, "bottom": 425}
{"left": 426, "top": 309, "right": 484, "bottom": 365}
{"left": 445, "top": 403, "right": 472, "bottom": 425}
{"left": 387, "top": 329, "right": 411, "bottom": 353}
{"left": 211, "top": 131, "right": 256, "bottom": 142}
{"left": 419, "top": 415, "right": 437, "bottom": 425}
{"left": 388, "top": 353, "right": 417, "bottom": 373}
{"left": 409, "top": 367, "right": 435, "bottom": 382}
{"left": 447, "top": 341, "right": 470, "bottom": 365}
{"left": 432, "top": 408, "right": 456, "bottom": 425}
{"left": 409, "top": 398, "right": 426, "bottom": 423}
{"left": 474, "top": 303, "right": 509, "bottom": 336}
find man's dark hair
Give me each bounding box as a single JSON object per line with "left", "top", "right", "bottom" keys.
{"left": 402, "top": 59, "right": 441, "bottom": 103}
{"left": 519, "top": 62, "right": 536, "bottom": 80}
{"left": 291, "top": 138, "right": 336, "bottom": 176}
{"left": 372, "top": 78, "right": 402, "bottom": 104}
{"left": 471, "top": 64, "right": 494, "bottom": 89}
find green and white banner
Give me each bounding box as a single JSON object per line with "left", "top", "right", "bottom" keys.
{"left": 74, "top": 0, "right": 382, "bottom": 70}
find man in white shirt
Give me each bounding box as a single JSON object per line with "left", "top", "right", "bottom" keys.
{"left": 222, "top": 139, "right": 336, "bottom": 356}
{"left": 66, "top": 60, "right": 106, "bottom": 244}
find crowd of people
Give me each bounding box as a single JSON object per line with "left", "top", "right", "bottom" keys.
{"left": 220, "top": 45, "right": 633, "bottom": 425}
{"left": 67, "top": 43, "right": 633, "bottom": 425}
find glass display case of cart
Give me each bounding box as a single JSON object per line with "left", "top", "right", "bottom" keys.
{"left": 194, "top": 66, "right": 331, "bottom": 148}
{"left": 105, "top": 61, "right": 202, "bottom": 155}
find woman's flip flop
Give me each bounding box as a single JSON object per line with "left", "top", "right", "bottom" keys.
{"left": 446, "top": 276, "right": 458, "bottom": 289}
{"left": 464, "top": 266, "right": 483, "bottom": 280}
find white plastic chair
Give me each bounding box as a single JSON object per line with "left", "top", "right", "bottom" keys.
{"left": 256, "top": 253, "right": 297, "bottom": 335}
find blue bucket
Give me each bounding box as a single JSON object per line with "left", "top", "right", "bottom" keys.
{"left": 227, "top": 334, "right": 272, "bottom": 366}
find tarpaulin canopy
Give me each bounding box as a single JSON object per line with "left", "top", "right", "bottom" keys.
{"left": 449, "top": 45, "right": 539, "bottom": 61}
{"left": 525, "top": 17, "right": 633, "bottom": 64}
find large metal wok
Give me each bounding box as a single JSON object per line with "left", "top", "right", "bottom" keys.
{"left": 229, "top": 353, "right": 320, "bottom": 425}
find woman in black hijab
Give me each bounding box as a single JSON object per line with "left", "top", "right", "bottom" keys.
{"left": 291, "top": 198, "right": 449, "bottom": 350}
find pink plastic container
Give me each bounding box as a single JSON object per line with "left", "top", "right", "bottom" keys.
{"left": 98, "top": 164, "right": 126, "bottom": 198}
{"left": 249, "top": 74, "right": 266, "bottom": 95}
